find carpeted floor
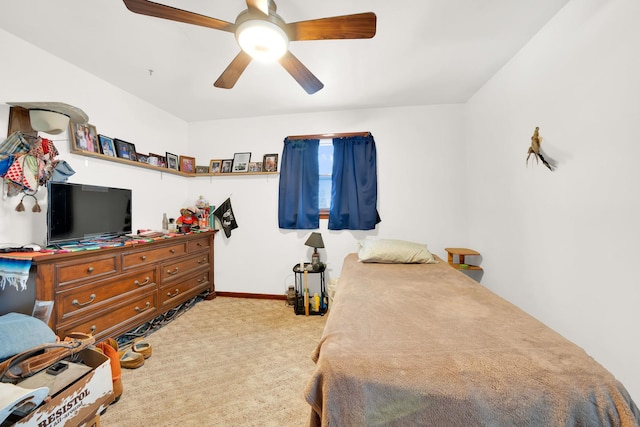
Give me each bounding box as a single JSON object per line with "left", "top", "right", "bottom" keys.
{"left": 100, "top": 297, "right": 327, "bottom": 426}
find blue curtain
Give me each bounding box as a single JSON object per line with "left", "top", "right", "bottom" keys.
{"left": 278, "top": 138, "right": 320, "bottom": 229}
{"left": 329, "top": 134, "right": 380, "bottom": 230}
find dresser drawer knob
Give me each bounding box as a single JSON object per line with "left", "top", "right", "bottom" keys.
{"left": 90, "top": 325, "right": 97, "bottom": 333}
{"left": 197, "top": 276, "right": 206, "bottom": 283}
{"left": 140, "top": 255, "right": 147, "bottom": 261}
{"left": 166, "top": 267, "right": 179, "bottom": 275}
{"left": 134, "top": 277, "right": 151, "bottom": 286}
{"left": 135, "top": 302, "right": 151, "bottom": 313}
{"left": 167, "top": 289, "right": 179, "bottom": 298}
{"left": 197, "top": 258, "right": 207, "bottom": 265}
{"left": 170, "top": 249, "right": 176, "bottom": 254}
{"left": 197, "top": 242, "right": 203, "bottom": 247}
{"left": 72, "top": 294, "right": 96, "bottom": 307}
{"left": 87, "top": 266, "right": 94, "bottom": 273}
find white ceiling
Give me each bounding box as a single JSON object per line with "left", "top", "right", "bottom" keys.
{"left": 0, "top": 0, "right": 570, "bottom": 122}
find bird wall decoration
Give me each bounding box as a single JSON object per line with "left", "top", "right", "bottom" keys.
{"left": 526, "top": 127, "right": 553, "bottom": 171}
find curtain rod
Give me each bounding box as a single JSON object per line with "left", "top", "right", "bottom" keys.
{"left": 286, "top": 131, "right": 370, "bottom": 140}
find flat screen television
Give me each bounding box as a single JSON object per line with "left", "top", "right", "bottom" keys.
{"left": 47, "top": 182, "right": 132, "bottom": 245}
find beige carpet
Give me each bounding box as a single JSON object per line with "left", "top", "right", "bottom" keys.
{"left": 100, "top": 297, "right": 327, "bottom": 427}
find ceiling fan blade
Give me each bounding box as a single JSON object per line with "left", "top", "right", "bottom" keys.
{"left": 278, "top": 51, "right": 324, "bottom": 94}
{"left": 286, "top": 12, "right": 376, "bottom": 41}
{"left": 246, "top": 0, "right": 270, "bottom": 15}
{"left": 214, "top": 51, "right": 253, "bottom": 89}
{"left": 123, "top": 0, "right": 235, "bottom": 32}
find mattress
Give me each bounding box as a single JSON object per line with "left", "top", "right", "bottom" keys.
{"left": 305, "top": 254, "right": 639, "bottom": 426}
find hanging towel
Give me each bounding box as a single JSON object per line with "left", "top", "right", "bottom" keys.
{"left": 213, "top": 198, "right": 238, "bottom": 238}
{"left": 0, "top": 132, "right": 30, "bottom": 156}
{"left": 0, "top": 257, "right": 32, "bottom": 291}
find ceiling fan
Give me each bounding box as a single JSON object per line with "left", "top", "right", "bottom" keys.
{"left": 122, "top": 0, "right": 376, "bottom": 94}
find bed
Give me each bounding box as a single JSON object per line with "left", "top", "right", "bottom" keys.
{"left": 304, "top": 249, "right": 639, "bottom": 426}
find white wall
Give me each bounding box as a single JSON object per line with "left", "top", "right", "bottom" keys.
{"left": 188, "top": 104, "right": 468, "bottom": 296}
{"left": 465, "top": 0, "right": 639, "bottom": 401}
{"left": 0, "top": 29, "right": 191, "bottom": 246}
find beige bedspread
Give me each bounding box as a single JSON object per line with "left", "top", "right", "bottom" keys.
{"left": 304, "top": 254, "right": 639, "bottom": 426}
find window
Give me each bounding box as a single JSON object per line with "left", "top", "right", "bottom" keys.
{"left": 278, "top": 133, "right": 379, "bottom": 230}
{"left": 318, "top": 140, "right": 333, "bottom": 216}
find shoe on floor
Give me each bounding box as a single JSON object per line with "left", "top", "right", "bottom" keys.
{"left": 118, "top": 348, "right": 145, "bottom": 369}
{"left": 132, "top": 338, "right": 152, "bottom": 359}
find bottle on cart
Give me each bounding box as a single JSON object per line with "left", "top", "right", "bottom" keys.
{"left": 312, "top": 293, "right": 320, "bottom": 312}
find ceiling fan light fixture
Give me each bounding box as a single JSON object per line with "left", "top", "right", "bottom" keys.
{"left": 236, "top": 20, "right": 288, "bottom": 62}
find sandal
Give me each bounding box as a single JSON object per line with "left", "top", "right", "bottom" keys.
{"left": 132, "top": 338, "right": 152, "bottom": 359}
{"left": 118, "top": 348, "right": 145, "bottom": 369}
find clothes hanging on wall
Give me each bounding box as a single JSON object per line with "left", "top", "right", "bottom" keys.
{"left": 0, "top": 131, "right": 67, "bottom": 198}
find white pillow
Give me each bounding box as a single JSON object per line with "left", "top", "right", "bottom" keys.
{"left": 357, "top": 239, "right": 437, "bottom": 264}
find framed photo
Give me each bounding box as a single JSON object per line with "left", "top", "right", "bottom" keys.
{"left": 195, "top": 165, "right": 209, "bottom": 174}
{"left": 97, "top": 134, "right": 116, "bottom": 157}
{"left": 209, "top": 159, "right": 222, "bottom": 174}
{"left": 148, "top": 153, "right": 166, "bottom": 168}
{"left": 232, "top": 152, "right": 251, "bottom": 173}
{"left": 70, "top": 122, "right": 99, "bottom": 153}
{"left": 179, "top": 155, "right": 196, "bottom": 173}
{"left": 137, "top": 153, "right": 149, "bottom": 164}
{"left": 248, "top": 162, "right": 262, "bottom": 172}
{"left": 263, "top": 153, "right": 278, "bottom": 172}
{"left": 166, "top": 152, "right": 179, "bottom": 170}
{"left": 221, "top": 159, "right": 233, "bottom": 173}
{"left": 114, "top": 138, "right": 138, "bottom": 161}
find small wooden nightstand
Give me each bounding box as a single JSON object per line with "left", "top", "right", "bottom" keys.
{"left": 444, "top": 248, "right": 483, "bottom": 272}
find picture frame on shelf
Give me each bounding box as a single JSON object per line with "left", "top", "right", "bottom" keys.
{"left": 195, "top": 165, "right": 209, "bottom": 174}
{"left": 209, "top": 159, "right": 222, "bottom": 173}
{"left": 263, "top": 153, "right": 278, "bottom": 172}
{"left": 97, "top": 134, "right": 116, "bottom": 157}
{"left": 114, "top": 138, "right": 138, "bottom": 161}
{"left": 248, "top": 162, "right": 262, "bottom": 172}
{"left": 232, "top": 152, "right": 251, "bottom": 173}
{"left": 166, "top": 152, "right": 179, "bottom": 170}
{"left": 70, "top": 122, "right": 99, "bottom": 153}
{"left": 148, "top": 153, "right": 166, "bottom": 167}
{"left": 221, "top": 159, "right": 233, "bottom": 173}
{"left": 137, "top": 153, "right": 149, "bottom": 164}
{"left": 179, "top": 155, "right": 196, "bottom": 173}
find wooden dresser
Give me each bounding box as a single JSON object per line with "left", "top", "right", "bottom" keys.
{"left": 33, "top": 231, "right": 215, "bottom": 341}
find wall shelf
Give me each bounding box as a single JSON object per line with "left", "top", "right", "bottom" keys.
{"left": 71, "top": 148, "right": 279, "bottom": 177}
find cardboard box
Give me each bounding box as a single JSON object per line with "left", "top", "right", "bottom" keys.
{"left": 6, "top": 348, "right": 113, "bottom": 427}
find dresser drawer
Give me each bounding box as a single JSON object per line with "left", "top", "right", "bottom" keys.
{"left": 161, "top": 252, "right": 210, "bottom": 284}
{"left": 188, "top": 236, "right": 211, "bottom": 253}
{"left": 160, "top": 271, "right": 210, "bottom": 307}
{"left": 122, "top": 242, "right": 187, "bottom": 269}
{"left": 55, "top": 254, "right": 118, "bottom": 287}
{"left": 56, "top": 268, "right": 157, "bottom": 323}
{"left": 56, "top": 291, "right": 157, "bottom": 341}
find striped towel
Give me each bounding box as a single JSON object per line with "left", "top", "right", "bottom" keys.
{"left": 0, "top": 131, "right": 30, "bottom": 156}
{"left": 0, "top": 257, "right": 32, "bottom": 291}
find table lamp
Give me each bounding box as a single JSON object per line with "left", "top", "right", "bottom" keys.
{"left": 304, "top": 232, "right": 325, "bottom": 269}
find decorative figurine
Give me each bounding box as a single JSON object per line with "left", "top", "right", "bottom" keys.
{"left": 176, "top": 206, "right": 199, "bottom": 232}
{"left": 526, "top": 126, "right": 553, "bottom": 171}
